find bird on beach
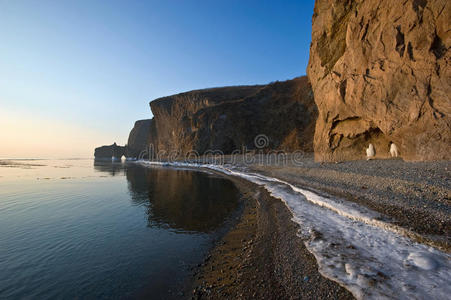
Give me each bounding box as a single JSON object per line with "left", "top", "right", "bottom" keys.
{"left": 389, "top": 142, "right": 399, "bottom": 157}
{"left": 366, "top": 143, "right": 375, "bottom": 160}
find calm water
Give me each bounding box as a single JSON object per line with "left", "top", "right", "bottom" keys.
{"left": 0, "top": 159, "right": 239, "bottom": 299}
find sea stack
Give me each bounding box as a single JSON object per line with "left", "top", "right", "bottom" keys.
{"left": 94, "top": 143, "right": 126, "bottom": 161}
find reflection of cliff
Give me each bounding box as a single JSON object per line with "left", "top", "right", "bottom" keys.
{"left": 93, "top": 161, "right": 126, "bottom": 176}
{"left": 125, "top": 166, "right": 239, "bottom": 233}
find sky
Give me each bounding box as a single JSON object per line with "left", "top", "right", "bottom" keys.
{"left": 0, "top": 0, "right": 315, "bottom": 158}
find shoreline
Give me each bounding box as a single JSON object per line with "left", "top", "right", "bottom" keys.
{"left": 144, "top": 157, "right": 450, "bottom": 250}
{"left": 189, "top": 173, "right": 353, "bottom": 299}
{"left": 138, "top": 156, "right": 450, "bottom": 299}
{"left": 244, "top": 156, "right": 450, "bottom": 250}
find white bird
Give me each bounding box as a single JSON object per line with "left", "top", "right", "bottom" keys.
{"left": 366, "top": 143, "right": 375, "bottom": 160}
{"left": 390, "top": 142, "right": 399, "bottom": 157}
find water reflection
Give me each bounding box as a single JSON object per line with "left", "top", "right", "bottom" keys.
{"left": 94, "top": 162, "right": 240, "bottom": 233}
{"left": 93, "top": 161, "right": 126, "bottom": 176}
{"left": 1, "top": 160, "right": 240, "bottom": 299}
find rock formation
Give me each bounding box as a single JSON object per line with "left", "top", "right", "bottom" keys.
{"left": 149, "top": 76, "right": 317, "bottom": 156}
{"left": 94, "top": 143, "right": 126, "bottom": 160}
{"left": 126, "top": 119, "right": 156, "bottom": 158}
{"left": 307, "top": 0, "right": 450, "bottom": 161}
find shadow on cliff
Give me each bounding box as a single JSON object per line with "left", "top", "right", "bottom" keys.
{"left": 146, "top": 76, "right": 318, "bottom": 157}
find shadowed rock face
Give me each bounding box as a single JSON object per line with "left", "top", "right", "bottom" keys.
{"left": 126, "top": 119, "right": 156, "bottom": 158}
{"left": 94, "top": 143, "right": 126, "bottom": 159}
{"left": 149, "top": 76, "right": 317, "bottom": 156}
{"left": 307, "top": 0, "right": 450, "bottom": 161}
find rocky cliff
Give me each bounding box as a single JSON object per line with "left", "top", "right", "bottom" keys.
{"left": 149, "top": 76, "right": 317, "bottom": 156}
{"left": 94, "top": 143, "right": 126, "bottom": 159}
{"left": 126, "top": 119, "right": 156, "bottom": 158}
{"left": 307, "top": 0, "right": 450, "bottom": 161}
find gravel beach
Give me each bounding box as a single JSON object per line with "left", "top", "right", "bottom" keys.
{"left": 190, "top": 176, "right": 353, "bottom": 299}
{"left": 240, "top": 155, "right": 451, "bottom": 249}
{"left": 183, "top": 154, "right": 450, "bottom": 299}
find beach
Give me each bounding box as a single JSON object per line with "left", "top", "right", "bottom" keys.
{"left": 191, "top": 174, "right": 353, "bottom": 299}
{"left": 155, "top": 155, "right": 451, "bottom": 299}
{"left": 245, "top": 155, "right": 450, "bottom": 248}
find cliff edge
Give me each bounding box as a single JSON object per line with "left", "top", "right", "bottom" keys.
{"left": 149, "top": 76, "right": 317, "bottom": 156}
{"left": 126, "top": 119, "right": 156, "bottom": 159}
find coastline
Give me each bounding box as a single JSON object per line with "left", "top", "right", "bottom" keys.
{"left": 243, "top": 155, "right": 450, "bottom": 250}
{"left": 139, "top": 155, "right": 450, "bottom": 299}
{"left": 189, "top": 173, "right": 353, "bottom": 299}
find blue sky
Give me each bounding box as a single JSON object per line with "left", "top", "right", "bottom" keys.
{"left": 0, "top": 0, "right": 315, "bottom": 158}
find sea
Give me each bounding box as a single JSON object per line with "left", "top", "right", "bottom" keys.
{"left": 0, "top": 159, "right": 240, "bottom": 299}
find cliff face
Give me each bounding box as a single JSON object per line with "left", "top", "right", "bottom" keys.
{"left": 94, "top": 143, "right": 126, "bottom": 159}
{"left": 307, "top": 0, "right": 450, "bottom": 161}
{"left": 126, "top": 119, "right": 156, "bottom": 158}
{"left": 149, "top": 76, "right": 317, "bottom": 156}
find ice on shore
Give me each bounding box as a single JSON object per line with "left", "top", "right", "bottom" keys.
{"left": 141, "top": 161, "right": 451, "bottom": 300}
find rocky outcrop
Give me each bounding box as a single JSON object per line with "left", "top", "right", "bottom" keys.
{"left": 307, "top": 0, "right": 450, "bottom": 161}
{"left": 126, "top": 119, "right": 156, "bottom": 158}
{"left": 149, "top": 76, "right": 317, "bottom": 156}
{"left": 94, "top": 143, "right": 126, "bottom": 160}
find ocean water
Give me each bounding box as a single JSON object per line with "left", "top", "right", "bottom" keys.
{"left": 0, "top": 159, "right": 239, "bottom": 299}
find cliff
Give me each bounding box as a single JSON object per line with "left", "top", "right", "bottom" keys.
{"left": 126, "top": 119, "right": 156, "bottom": 159}
{"left": 94, "top": 143, "right": 126, "bottom": 159}
{"left": 149, "top": 76, "right": 317, "bottom": 156}
{"left": 307, "top": 0, "right": 450, "bottom": 161}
